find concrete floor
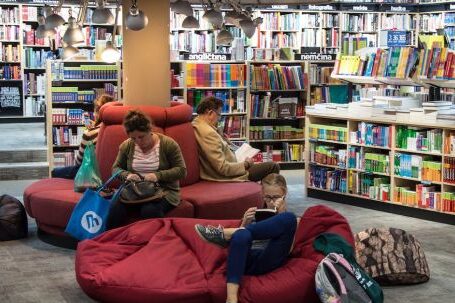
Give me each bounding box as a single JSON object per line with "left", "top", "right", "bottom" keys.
{"left": 0, "top": 124, "right": 454, "bottom": 302}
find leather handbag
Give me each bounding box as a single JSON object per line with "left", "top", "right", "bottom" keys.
{"left": 119, "top": 180, "right": 166, "bottom": 204}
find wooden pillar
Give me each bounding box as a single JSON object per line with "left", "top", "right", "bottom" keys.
{"left": 122, "top": 0, "right": 170, "bottom": 107}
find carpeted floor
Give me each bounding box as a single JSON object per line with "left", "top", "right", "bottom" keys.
{"left": 1, "top": 170, "right": 454, "bottom": 302}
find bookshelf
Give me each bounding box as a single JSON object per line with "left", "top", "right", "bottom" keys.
{"left": 305, "top": 111, "right": 455, "bottom": 221}
{"left": 46, "top": 60, "right": 121, "bottom": 172}
{"left": 0, "top": 2, "right": 122, "bottom": 119}
{"left": 248, "top": 60, "right": 306, "bottom": 168}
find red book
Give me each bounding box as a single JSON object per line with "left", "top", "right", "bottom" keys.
{"left": 449, "top": 52, "right": 455, "bottom": 80}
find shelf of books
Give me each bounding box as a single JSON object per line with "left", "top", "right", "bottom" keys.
{"left": 305, "top": 112, "right": 455, "bottom": 221}
{"left": 46, "top": 60, "right": 121, "bottom": 171}
{"left": 0, "top": 2, "right": 122, "bottom": 119}
{"left": 248, "top": 60, "right": 306, "bottom": 169}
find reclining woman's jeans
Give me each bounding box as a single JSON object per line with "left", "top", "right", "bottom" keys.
{"left": 226, "top": 212, "right": 297, "bottom": 284}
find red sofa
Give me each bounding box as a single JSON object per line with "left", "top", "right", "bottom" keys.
{"left": 76, "top": 205, "right": 354, "bottom": 303}
{"left": 24, "top": 102, "right": 262, "bottom": 239}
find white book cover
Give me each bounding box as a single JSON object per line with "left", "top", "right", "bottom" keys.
{"left": 235, "top": 143, "right": 260, "bottom": 163}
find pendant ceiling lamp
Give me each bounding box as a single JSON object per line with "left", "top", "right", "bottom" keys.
{"left": 36, "top": 15, "right": 56, "bottom": 39}
{"left": 102, "top": 1, "right": 121, "bottom": 63}
{"left": 45, "top": 0, "right": 65, "bottom": 29}
{"left": 125, "top": 0, "right": 148, "bottom": 31}
{"left": 92, "top": 0, "right": 114, "bottom": 24}
{"left": 62, "top": 45, "right": 79, "bottom": 60}
{"left": 216, "top": 28, "right": 234, "bottom": 45}
{"left": 182, "top": 15, "right": 200, "bottom": 29}
{"left": 170, "top": 0, "right": 193, "bottom": 16}
{"left": 224, "top": 10, "right": 242, "bottom": 25}
{"left": 203, "top": 7, "right": 223, "bottom": 28}
{"left": 63, "top": 16, "right": 85, "bottom": 45}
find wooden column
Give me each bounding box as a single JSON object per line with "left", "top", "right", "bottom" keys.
{"left": 122, "top": 0, "right": 170, "bottom": 107}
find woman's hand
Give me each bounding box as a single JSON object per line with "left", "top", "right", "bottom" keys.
{"left": 240, "top": 207, "right": 257, "bottom": 227}
{"left": 144, "top": 173, "right": 158, "bottom": 182}
{"left": 126, "top": 173, "right": 141, "bottom": 182}
{"left": 273, "top": 198, "right": 287, "bottom": 213}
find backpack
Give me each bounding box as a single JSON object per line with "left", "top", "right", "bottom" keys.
{"left": 316, "top": 253, "right": 372, "bottom": 303}
{"left": 354, "top": 227, "right": 430, "bottom": 285}
{"left": 0, "top": 195, "right": 28, "bottom": 241}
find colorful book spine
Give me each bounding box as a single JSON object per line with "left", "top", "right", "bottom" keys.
{"left": 0, "top": 6, "right": 20, "bottom": 24}
{"left": 350, "top": 122, "right": 391, "bottom": 148}
{"left": 348, "top": 171, "right": 390, "bottom": 201}
{"left": 310, "top": 144, "right": 347, "bottom": 168}
{"left": 250, "top": 64, "right": 305, "bottom": 90}
{"left": 188, "top": 89, "right": 245, "bottom": 114}
{"left": 309, "top": 124, "right": 347, "bottom": 142}
{"left": 309, "top": 166, "right": 347, "bottom": 193}
{"left": 443, "top": 157, "right": 455, "bottom": 184}
{"left": 186, "top": 63, "right": 245, "bottom": 88}
{"left": 364, "top": 153, "right": 390, "bottom": 174}
{"left": 396, "top": 126, "right": 442, "bottom": 153}
{"left": 249, "top": 125, "right": 304, "bottom": 140}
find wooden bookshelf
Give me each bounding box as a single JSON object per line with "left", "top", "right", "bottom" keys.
{"left": 305, "top": 111, "right": 455, "bottom": 219}
{"left": 46, "top": 60, "right": 122, "bottom": 172}
{"left": 0, "top": 2, "right": 123, "bottom": 119}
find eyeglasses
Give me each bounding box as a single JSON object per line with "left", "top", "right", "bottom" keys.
{"left": 263, "top": 195, "right": 285, "bottom": 203}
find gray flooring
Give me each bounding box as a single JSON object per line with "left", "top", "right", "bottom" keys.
{"left": 0, "top": 124, "right": 454, "bottom": 302}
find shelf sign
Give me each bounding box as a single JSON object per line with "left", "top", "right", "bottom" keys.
{"left": 295, "top": 48, "right": 336, "bottom": 61}
{"left": 303, "top": 5, "right": 335, "bottom": 11}
{"left": 390, "top": 6, "right": 407, "bottom": 12}
{"left": 451, "top": 4, "right": 455, "bottom": 10}
{"left": 387, "top": 31, "right": 409, "bottom": 47}
{"left": 352, "top": 6, "right": 370, "bottom": 11}
{"left": 270, "top": 5, "right": 288, "bottom": 10}
{"left": 183, "top": 53, "right": 231, "bottom": 61}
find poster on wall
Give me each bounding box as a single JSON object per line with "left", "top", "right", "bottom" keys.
{"left": 0, "top": 86, "right": 23, "bottom": 116}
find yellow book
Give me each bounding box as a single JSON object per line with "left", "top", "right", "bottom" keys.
{"left": 396, "top": 47, "right": 410, "bottom": 79}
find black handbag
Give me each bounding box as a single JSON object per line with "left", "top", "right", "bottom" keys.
{"left": 119, "top": 180, "right": 166, "bottom": 204}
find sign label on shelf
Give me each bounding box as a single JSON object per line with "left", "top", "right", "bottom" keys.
{"left": 295, "top": 48, "right": 336, "bottom": 61}
{"left": 390, "top": 6, "right": 407, "bottom": 12}
{"left": 183, "top": 53, "right": 231, "bottom": 61}
{"left": 353, "top": 6, "right": 369, "bottom": 11}
{"left": 303, "top": 5, "right": 335, "bottom": 11}
{"left": 387, "top": 31, "right": 409, "bottom": 47}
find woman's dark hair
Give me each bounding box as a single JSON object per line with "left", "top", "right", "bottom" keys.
{"left": 123, "top": 109, "right": 152, "bottom": 133}
{"left": 196, "top": 96, "right": 224, "bottom": 115}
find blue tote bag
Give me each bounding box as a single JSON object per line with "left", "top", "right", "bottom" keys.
{"left": 65, "top": 172, "right": 122, "bottom": 240}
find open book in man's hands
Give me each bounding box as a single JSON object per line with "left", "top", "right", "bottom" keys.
{"left": 235, "top": 143, "right": 260, "bottom": 163}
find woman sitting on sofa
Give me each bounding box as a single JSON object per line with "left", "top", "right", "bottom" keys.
{"left": 195, "top": 173, "right": 298, "bottom": 303}
{"left": 107, "top": 109, "right": 187, "bottom": 229}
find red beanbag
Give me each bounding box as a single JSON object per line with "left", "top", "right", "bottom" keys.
{"left": 76, "top": 205, "right": 353, "bottom": 303}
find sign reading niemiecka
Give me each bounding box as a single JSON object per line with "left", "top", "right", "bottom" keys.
{"left": 387, "top": 31, "right": 409, "bottom": 47}
{"left": 183, "top": 53, "right": 231, "bottom": 61}
{"left": 294, "top": 47, "right": 336, "bottom": 61}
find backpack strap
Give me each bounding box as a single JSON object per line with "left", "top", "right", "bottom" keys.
{"left": 323, "top": 259, "right": 348, "bottom": 297}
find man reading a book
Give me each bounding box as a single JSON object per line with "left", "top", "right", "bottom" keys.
{"left": 192, "top": 96, "right": 279, "bottom": 182}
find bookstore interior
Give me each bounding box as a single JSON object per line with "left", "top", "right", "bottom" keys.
{"left": 1, "top": 0, "right": 455, "bottom": 302}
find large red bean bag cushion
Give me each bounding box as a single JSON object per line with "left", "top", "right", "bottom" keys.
{"left": 75, "top": 205, "right": 354, "bottom": 303}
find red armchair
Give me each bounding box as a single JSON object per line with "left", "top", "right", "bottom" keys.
{"left": 24, "top": 102, "right": 262, "bottom": 243}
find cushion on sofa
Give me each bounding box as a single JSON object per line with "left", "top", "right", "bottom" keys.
{"left": 181, "top": 181, "right": 262, "bottom": 219}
